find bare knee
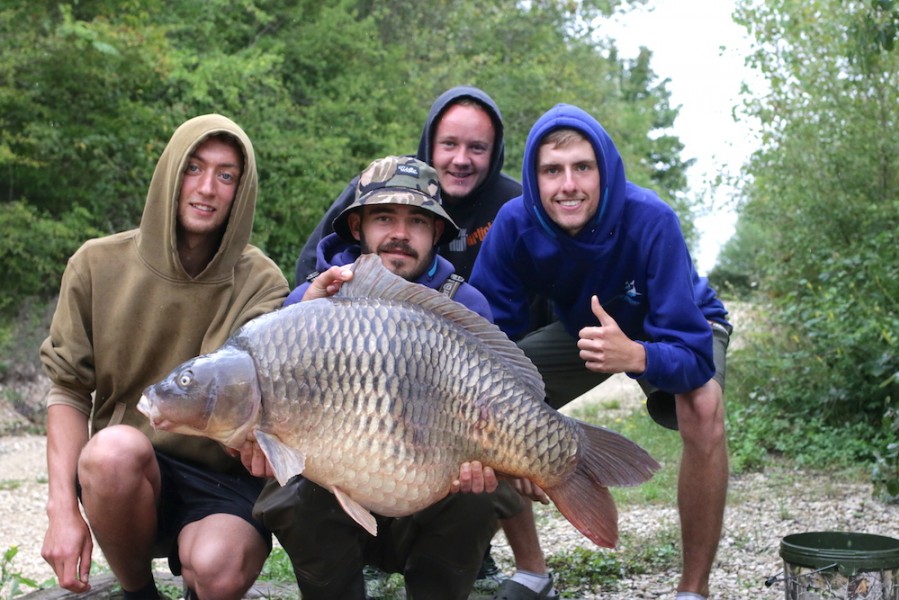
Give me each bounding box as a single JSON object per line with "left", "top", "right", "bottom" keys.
{"left": 676, "top": 382, "right": 727, "bottom": 451}
{"left": 78, "top": 426, "right": 156, "bottom": 493}
{"left": 180, "top": 516, "right": 268, "bottom": 600}
{"left": 183, "top": 547, "right": 266, "bottom": 599}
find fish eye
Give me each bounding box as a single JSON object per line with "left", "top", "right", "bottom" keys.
{"left": 177, "top": 370, "right": 193, "bottom": 389}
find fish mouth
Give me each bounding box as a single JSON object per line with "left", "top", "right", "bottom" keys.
{"left": 137, "top": 394, "right": 165, "bottom": 430}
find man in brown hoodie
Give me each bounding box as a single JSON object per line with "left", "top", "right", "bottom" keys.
{"left": 39, "top": 115, "right": 289, "bottom": 599}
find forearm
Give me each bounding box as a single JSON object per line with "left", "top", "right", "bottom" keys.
{"left": 45, "top": 403, "right": 90, "bottom": 519}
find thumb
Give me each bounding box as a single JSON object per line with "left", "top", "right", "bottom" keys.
{"left": 590, "top": 295, "right": 615, "bottom": 327}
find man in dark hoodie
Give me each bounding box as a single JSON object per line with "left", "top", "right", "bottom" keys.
{"left": 295, "top": 86, "right": 521, "bottom": 282}
{"left": 470, "top": 104, "right": 731, "bottom": 600}
{"left": 295, "top": 85, "right": 531, "bottom": 590}
{"left": 253, "top": 156, "right": 521, "bottom": 600}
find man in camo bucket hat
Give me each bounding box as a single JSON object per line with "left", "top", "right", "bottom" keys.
{"left": 253, "top": 153, "right": 515, "bottom": 599}
{"left": 333, "top": 156, "right": 460, "bottom": 246}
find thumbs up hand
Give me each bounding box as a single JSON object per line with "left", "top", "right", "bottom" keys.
{"left": 577, "top": 296, "right": 647, "bottom": 375}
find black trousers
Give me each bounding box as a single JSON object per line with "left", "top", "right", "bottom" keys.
{"left": 254, "top": 476, "right": 511, "bottom": 600}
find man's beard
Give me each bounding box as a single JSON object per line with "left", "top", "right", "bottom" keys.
{"left": 359, "top": 233, "right": 433, "bottom": 281}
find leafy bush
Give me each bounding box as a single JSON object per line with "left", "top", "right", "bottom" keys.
{"left": 0, "top": 546, "right": 42, "bottom": 598}
{"left": 872, "top": 407, "right": 899, "bottom": 504}
{"left": 0, "top": 202, "right": 101, "bottom": 316}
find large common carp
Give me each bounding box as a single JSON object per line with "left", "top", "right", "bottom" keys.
{"left": 138, "top": 254, "right": 659, "bottom": 547}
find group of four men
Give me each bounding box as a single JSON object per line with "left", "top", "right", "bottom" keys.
{"left": 40, "top": 86, "right": 730, "bottom": 600}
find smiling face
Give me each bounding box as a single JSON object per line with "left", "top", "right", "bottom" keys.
{"left": 349, "top": 203, "right": 445, "bottom": 281}
{"left": 430, "top": 102, "right": 495, "bottom": 204}
{"left": 177, "top": 135, "right": 243, "bottom": 245}
{"left": 536, "top": 132, "right": 601, "bottom": 237}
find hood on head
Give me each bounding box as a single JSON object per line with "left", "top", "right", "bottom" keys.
{"left": 416, "top": 86, "right": 506, "bottom": 198}
{"left": 138, "top": 114, "right": 258, "bottom": 281}
{"left": 522, "top": 104, "right": 627, "bottom": 244}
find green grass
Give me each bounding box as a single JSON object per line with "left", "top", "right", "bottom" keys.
{"left": 0, "top": 481, "right": 22, "bottom": 493}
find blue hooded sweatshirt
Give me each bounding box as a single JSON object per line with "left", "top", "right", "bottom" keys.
{"left": 285, "top": 233, "right": 493, "bottom": 321}
{"left": 469, "top": 104, "right": 728, "bottom": 395}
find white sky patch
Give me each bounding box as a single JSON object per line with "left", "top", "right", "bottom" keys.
{"left": 600, "top": 0, "right": 763, "bottom": 274}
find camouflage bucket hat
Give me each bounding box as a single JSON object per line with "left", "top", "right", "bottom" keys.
{"left": 333, "top": 156, "right": 460, "bottom": 246}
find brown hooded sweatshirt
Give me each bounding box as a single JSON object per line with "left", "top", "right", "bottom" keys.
{"left": 40, "top": 114, "right": 289, "bottom": 473}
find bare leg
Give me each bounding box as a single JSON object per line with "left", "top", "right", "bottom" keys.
{"left": 675, "top": 380, "right": 728, "bottom": 597}
{"left": 78, "top": 426, "right": 161, "bottom": 591}
{"left": 499, "top": 501, "right": 547, "bottom": 573}
{"left": 178, "top": 514, "right": 269, "bottom": 600}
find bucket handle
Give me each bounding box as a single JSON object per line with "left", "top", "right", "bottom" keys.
{"left": 764, "top": 563, "right": 839, "bottom": 587}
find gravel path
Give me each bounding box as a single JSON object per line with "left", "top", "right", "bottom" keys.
{"left": 3, "top": 386, "right": 899, "bottom": 599}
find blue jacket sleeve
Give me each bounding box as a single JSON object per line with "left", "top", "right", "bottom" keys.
{"left": 636, "top": 215, "right": 716, "bottom": 393}
{"left": 283, "top": 282, "right": 311, "bottom": 308}
{"left": 469, "top": 211, "right": 532, "bottom": 340}
{"left": 454, "top": 283, "right": 494, "bottom": 322}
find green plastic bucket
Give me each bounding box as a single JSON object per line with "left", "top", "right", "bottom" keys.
{"left": 779, "top": 531, "right": 899, "bottom": 599}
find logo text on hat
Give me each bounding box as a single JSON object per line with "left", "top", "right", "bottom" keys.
{"left": 397, "top": 165, "right": 419, "bottom": 176}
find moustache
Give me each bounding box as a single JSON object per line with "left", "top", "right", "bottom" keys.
{"left": 378, "top": 243, "right": 418, "bottom": 259}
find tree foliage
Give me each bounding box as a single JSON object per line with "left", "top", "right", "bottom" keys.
{"left": 726, "top": 0, "right": 899, "bottom": 447}
{"left": 1, "top": 0, "right": 690, "bottom": 310}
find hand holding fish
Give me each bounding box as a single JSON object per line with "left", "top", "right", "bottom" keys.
{"left": 450, "top": 461, "right": 498, "bottom": 494}
{"left": 510, "top": 478, "right": 550, "bottom": 505}
{"left": 302, "top": 265, "right": 354, "bottom": 301}
{"left": 578, "top": 295, "right": 646, "bottom": 375}
{"left": 231, "top": 437, "right": 274, "bottom": 479}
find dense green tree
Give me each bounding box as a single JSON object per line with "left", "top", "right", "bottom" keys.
{"left": 1, "top": 0, "right": 688, "bottom": 309}
{"left": 728, "top": 0, "right": 898, "bottom": 437}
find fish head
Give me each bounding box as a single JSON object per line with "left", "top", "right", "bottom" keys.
{"left": 137, "top": 345, "right": 261, "bottom": 446}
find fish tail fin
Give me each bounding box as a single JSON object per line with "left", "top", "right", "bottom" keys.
{"left": 576, "top": 420, "right": 661, "bottom": 487}
{"left": 546, "top": 421, "right": 661, "bottom": 548}
{"left": 545, "top": 477, "right": 619, "bottom": 548}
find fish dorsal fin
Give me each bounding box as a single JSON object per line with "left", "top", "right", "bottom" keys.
{"left": 332, "top": 486, "right": 378, "bottom": 536}
{"left": 340, "top": 255, "right": 545, "bottom": 400}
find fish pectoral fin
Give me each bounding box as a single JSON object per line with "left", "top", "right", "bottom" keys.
{"left": 255, "top": 431, "right": 306, "bottom": 486}
{"left": 332, "top": 487, "right": 377, "bottom": 536}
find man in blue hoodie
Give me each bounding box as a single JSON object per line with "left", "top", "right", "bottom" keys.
{"left": 253, "top": 156, "right": 521, "bottom": 600}
{"left": 470, "top": 104, "right": 731, "bottom": 600}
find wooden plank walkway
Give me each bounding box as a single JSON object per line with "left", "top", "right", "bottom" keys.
{"left": 17, "top": 573, "right": 298, "bottom": 600}
{"left": 17, "top": 573, "right": 495, "bottom": 599}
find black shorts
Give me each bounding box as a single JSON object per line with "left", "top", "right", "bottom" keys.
{"left": 154, "top": 452, "right": 271, "bottom": 574}
{"left": 78, "top": 451, "right": 271, "bottom": 575}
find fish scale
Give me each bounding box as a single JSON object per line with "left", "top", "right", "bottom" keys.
{"left": 139, "top": 254, "right": 661, "bottom": 546}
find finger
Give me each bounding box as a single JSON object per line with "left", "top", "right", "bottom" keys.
{"left": 252, "top": 446, "right": 267, "bottom": 477}
{"left": 590, "top": 295, "right": 613, "bottom": 326}
{"left": 78, "top": 552, "right": 92, "bottom": 590}
{"left": 326, "top": 266, "right": 354, "bottom": 285}
{"left": 59, "top": 556, "right": 90, "bottom": 593}
{"left": 451, "top": 462, "right": 471, "bottom": 494}
{"left": 468, "top": 461, "right": 485, "bottom": 494}
{"left": 482, "top": 465, "right": 498, "bottom": 493}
